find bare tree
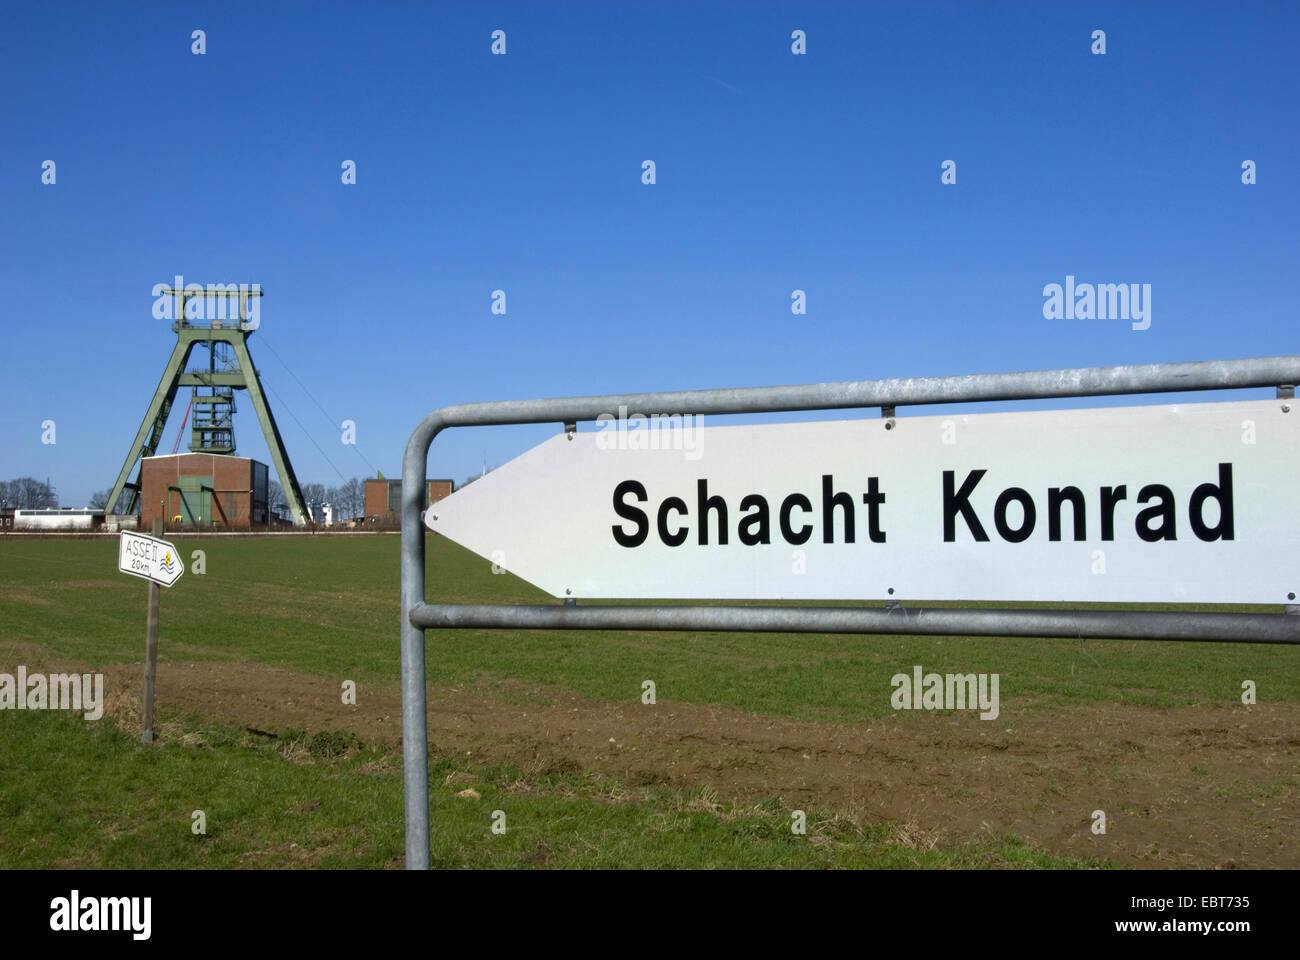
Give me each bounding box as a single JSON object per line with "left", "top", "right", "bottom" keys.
{"left": 1, "top": 477, "right": 57, "bottom": 509}
{"left": 268, "top": 479, "right": 287, "bottom": 520}
{"left": 324, "top": 485, "right": 342, "bottom": 520}
{"left": 340, "top": 477, "right": 364, "bottom": 519}
{"left": 88, "top": 488, "right": 114, "bottom": 510}
{"left": 301, "top": 482, "right": 326, "bottom": 522}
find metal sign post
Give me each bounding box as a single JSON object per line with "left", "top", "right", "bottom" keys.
{"left": 399, "top": 355, "right": 1300, "bottom": 869}
{"left": 118, "top": 522, "right": 184, "bottom": 742}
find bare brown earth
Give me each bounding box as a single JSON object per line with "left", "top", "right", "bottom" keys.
{"left": 10, "top": 642, "right": 1298, "bottom": 869}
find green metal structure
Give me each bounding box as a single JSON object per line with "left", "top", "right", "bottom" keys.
{"left": 106, "top": 286, "right": 308, "bottom": 525}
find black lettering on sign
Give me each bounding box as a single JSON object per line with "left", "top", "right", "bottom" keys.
{"left": 611, "top": 480, "right": 648, "bottom": 547}
{"left": 944, "top": 470, "right": 989, "bottom": 542}
{"left": 1100, "top": 485, "right": 1127, "bottom": 541}
{"left": 994, "top": 487, "right": 1036, "bottom": 543}
{"left": 1136, "top": 484, "right": 1177, "bottom": 542}
{"left": 609, "top": 465, "right": 1235, "bottom": 548}
{"left": 737, "top": 495, "right": 770, "bottom": 546}
{"left": 610, "top": 476, "right": 880, "bottom": 548}
{"left": 1189, "top": 463, "right": 1234, "bottom": 541}
{"left": 779, "top": 493, "right": 813, "bottom": 545}
{"left": 657, "top": 496, "right": 688, "bottom": 547}
{"left": 1047, "top": 486, "right": 1086, "bottom": 542}
{"left": 821, "top": 475, "right": 855, "bottom": 544}
{"left": 697, "top": 479, "right": 728, "bottom": 546}
{"left": 945, "top": 464, "right": 1235, "bottom": 545}
{"left": 862, "top": 477, "right": 887, "bottom": 543}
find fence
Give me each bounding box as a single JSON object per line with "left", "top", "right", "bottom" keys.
{"left": 398, "top": 355, "right": 1300, "bottom": 869}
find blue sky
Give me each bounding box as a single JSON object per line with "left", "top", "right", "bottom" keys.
{"left": 1, "top": 1, "right": 1296, "bottom": 507}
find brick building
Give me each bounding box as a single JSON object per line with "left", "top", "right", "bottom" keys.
{"left": 140, "top": 453, "right": 269, "bottom": 529}
{"left": 363, "top": 478, "right": 454, "bottom": 519}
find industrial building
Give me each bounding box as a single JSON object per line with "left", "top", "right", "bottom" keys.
{"left": 10, "top": 509, "right": 105, "bottom": 531}
{"left": 364, "top": 478, "right": 454, "bottom": 520}
{"left": 139, "top": 453, "right": 270, "bottom": 529}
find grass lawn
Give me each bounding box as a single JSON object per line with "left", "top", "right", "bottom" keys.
{"left": 0, "top": 534, "right": 1293, "bottom": 869}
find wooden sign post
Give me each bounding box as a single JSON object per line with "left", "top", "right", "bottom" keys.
{"left": 117, "top": 520, "right": 184, "bottom": 742}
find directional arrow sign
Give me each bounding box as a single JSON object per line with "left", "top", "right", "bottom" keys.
{"left": 118, "top": 531, "right": 185, "bottom": 588}
{"left": 425, "top": 399, "right": 1299, "bottom": 604}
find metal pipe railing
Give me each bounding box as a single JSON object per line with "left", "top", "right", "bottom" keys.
{"left": 399, "top": 355, "right": 1300, "bottom": 869}
{"left": 411, "top": 602, "right": 1300, "bottom": 644}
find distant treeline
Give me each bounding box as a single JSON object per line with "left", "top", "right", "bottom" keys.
{"left": 1, "top": 477, "right": 58, "bottom": 510}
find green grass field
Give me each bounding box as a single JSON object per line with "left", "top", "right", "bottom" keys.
{"left": 1, "top": 708, "right": 1093, "bottom": 869}
{"left": 1, "top": 534, "right": 1294, "bottom": 869}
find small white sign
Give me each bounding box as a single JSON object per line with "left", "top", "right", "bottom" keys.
{"left": 118, "top": 532, "right": 184, "bottom": 588}
{"left": 425, "top": 399, "right": 1298, "bottom": 604}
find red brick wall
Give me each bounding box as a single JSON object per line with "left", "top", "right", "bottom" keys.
{"left": 140, "top": 454, "right": 259, "bottom": 529}
{"left": 362, "top": 478, "right": 454, "bottom": 517}
{"left": 427, "top": 480, "right": 453, "bottom": 504}
{"left": 364, "top": 479, "right": 388, "bottom": 517}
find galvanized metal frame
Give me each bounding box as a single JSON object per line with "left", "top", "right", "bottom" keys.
{"left": 400, "top": 355, "right": 1300, "bottom": 869}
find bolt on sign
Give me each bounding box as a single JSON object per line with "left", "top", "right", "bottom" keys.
{"left": 425, "top": 399, "right": 1297, "bottom": 604}
{"left": 118, "top": 532, "right": 184, "bottom": 588}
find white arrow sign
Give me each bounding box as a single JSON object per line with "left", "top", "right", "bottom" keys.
{"left": 425, "top": 399, "right": 1299, "bottom": 604}
{"left": 118, "top": 531, "right": 185, "bottom": 588}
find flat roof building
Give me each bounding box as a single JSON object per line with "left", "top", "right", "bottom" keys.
{"left": 140, "top": 453, "right": 270, "bottom": 529}
{"left": 364, "top": 478, "right": 454, "bottom": 519}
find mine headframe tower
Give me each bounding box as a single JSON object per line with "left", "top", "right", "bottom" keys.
{"left": 105, "top": 286, "right": 308, "bottom": 525}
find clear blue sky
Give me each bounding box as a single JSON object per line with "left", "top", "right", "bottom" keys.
{"left": 1, "top": 1, "right": 1295, "bottom": 507}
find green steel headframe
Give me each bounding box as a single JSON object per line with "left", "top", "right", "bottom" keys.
{"left": 105, "top": 287, "right": 308, "bottom": 525}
